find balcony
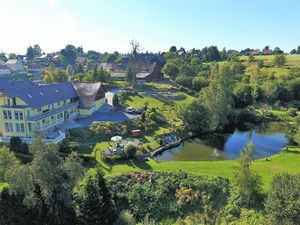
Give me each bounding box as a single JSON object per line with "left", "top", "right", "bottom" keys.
{"left": 27, "top": 102, "right": 79, "bottom": 122}
{"left": 34, "top": 118, "right": 64, "bottom": 132}
{"left": 0, "top": 130, "right": 66, "bottom": 144}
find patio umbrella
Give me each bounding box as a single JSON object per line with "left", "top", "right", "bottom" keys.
{"left": 111, "top": 136, "right": 122, "bottom": 142}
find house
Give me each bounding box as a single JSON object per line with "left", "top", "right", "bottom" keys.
{"left": 263, "top": 49, "right": 273, "bottom": 55}
{"left": 72, "top": 82, "right": 106, "bottom": 116}
{"left": 76, "top": 56, "right": 87, "bottom": 64}
{"left": 27, "top": 64, "right": 44, "bottom": 76}
{"left": 5, "top": 60, "right": 25, "bottom": 74}
{"left": 108, "top": 61, "right": 163, "bottom": 82}
{"left": 0, "top": 65, "right": 12, "bottom": 76}
{"left": 0, "top": 81, "right": 106, "bottom": 144}
{"left": 250, "top": 49, "right": 261, "bottom": 55}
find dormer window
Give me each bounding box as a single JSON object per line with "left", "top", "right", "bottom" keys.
{"left": 54, "top": 89, "right": 59, "bottom": 93}
{"left": 27, "top": 94, "right": 32, "bottom": 98}
{"left": 39, "top": 92, "right": 44, "bottom": 96}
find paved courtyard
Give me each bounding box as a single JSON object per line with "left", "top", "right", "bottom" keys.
{"left": 61, "top": 89, "right": 140, "bottom": 129}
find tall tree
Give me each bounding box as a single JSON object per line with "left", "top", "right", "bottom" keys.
{"left": 44, "top": 69, "right": 69, "bottom": 83}
{"left": 128, "top": 39, "right": 142, "bottom": 84}
{"left": 266, "top": 173, "right": 300, "bottom": 225}
{"left": 199, "top": 63, "right": 234, "bottom": 130}
{"left": 60, "top": 45, "right": 77, "bottom": 65}
{"left": 125, "top": 66, "right": 134, "bottom": 83}
{"left": 5, "top": 137, "right": 84, "bottom": 225}
{"left": 227, "top": 143, "right": 263, "bottom": 216}
{"left": 169, "top": 46, "right": 177, "bottom": 52}
{"left": 74, "top": 168, "right": 116, "bottom": 225}
{"left": 26, "top": 46, "right": 35, "bottom": 60}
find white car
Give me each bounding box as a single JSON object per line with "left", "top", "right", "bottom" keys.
{"left": 125, "top": 107, "right": 135, "bottom": 114}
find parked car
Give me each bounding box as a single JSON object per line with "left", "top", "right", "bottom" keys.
{"left": 125, "top": 107, "right": 135, "bottom": 114}
{"left": 135, "top": 108, "right": 144, "bottom": 114}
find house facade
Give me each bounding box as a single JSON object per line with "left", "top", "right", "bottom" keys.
{"left": 0, "top": 81, "right": 106, "bottom": 144}
{"left": 0, "top": 65, "right": 12, "bottom": 76}
{"left": 5, "top": 60, "right": 25, "bottom": 74}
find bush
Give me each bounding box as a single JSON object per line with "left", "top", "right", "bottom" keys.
{"left": 114, "top": 210, "right": 136, "bottom": 225}
{"left": 124, "top": 144, "right": 137, "bottom": 159}
{"left": 9, "top": 136, "right": 29, "bottom": 154}
{"left": 59, "top": 140, "right": 80, "bottom": 153}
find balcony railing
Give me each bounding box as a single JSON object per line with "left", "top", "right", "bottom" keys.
{"left": 34, "top": 118, "right": 64, "bottom": 132}
{"left": 27, "top": 102, "right": 78, "bottom": 122}
{"left": 0, "top": 131, "right": 66, "bottom": 144}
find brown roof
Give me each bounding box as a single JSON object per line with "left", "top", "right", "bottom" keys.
{"left": 72, "top": 82, "right": 106, "bottom": 109}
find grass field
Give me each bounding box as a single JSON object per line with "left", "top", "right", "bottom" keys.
{"left": 99, "top": 146, "right": 300, "bottom": 189}
{"left": 239, "top": 54, "right": 300, "bottom": 77}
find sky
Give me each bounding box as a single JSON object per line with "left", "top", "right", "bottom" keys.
{"left": 1, "top": 0, "right": 300, "bottom": 54}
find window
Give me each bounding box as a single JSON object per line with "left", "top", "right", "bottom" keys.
{"left": 4, "top": 122, "right": 13, "bottom": 132}
{"left": 16, "top": 123, "right": 25, "bottom": 132}
{"left": 38, "top": 108, "right": 41, "bottom": 112}
{"left": 28, "top": 123, "right": 32, "bottom": 132}
{"left": 57, "top": 112, "right": 63, "bottom": 119}
{"left": 63, "top": 100, "right": 67, "bottom": 105}
{"left": 14, "top": 111, "right": 24, "bottom": 120}
{"left": 4, "top": 110, "right": 12, "bottom": 120}
{"left": 19, "top": 111, "right": 23, "bottom": 120}
{"left": 57, "top": 101, "right": 61, "bottom": 106}
{"left": 3, "top": 110, "right": 7, "bottom": 119}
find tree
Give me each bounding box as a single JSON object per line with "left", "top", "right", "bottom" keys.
{"left": 297, "top": 45, "right": 300, "bottom": 54}
{"left": 233, "top": 83, "right": 253, "bottom": 108}
{"left": 112, "top": 94, "right": 119, "bottom": 108}
{"left": 290, "top": 49, "right": 297, "bottom": 54}
{"left": 9, "top": 136, "right": 29, "bottom": 154}
{"left": 0, "top": 147, "right": 20, "bottom": 182}
{"left": 169, "top": 46, "right": 177, "bottom": 52}
{"left": 0, "top": 187, "right": 37, "bottom": 225}
{"left": 266, "top": 173, "right": 300, "bottom": 225}
{"left": 74, "top": 168, "right": 116, "bottom": 225}
{"left": 0, "top": 52, "right": 7, "bottom": 62}
{"left": 273, "top": 54, "right": 286, "bottom": 67}
{"left": 48, "top": 62, "right": 56, "bottom": 72}
{"left": 43, "top": 69, "right": 69, "bottom": 83}
{"left": 273, "top": 47, "right": 284, "bottom": 55}
{"left": 5, "top": 137, "right": 84, "bottom": 225}
{"left": 124, "top": 144, "right": 137, "bottom": 158}
{"left": 60, "top": 44, "right": 77, "bottom": 65}
{"left": 26, "top": 46, "right": 35, "bottom": 60}
{"left": 262, "top": 45, "right": 270, "bottom": 52}
{"left": 192, "top": 76, "right": 209, "bottom": 92}
{"left": 227, "top": 143, "right": 263, "bottom": 216}
{"left": 125, "top": 66, "right": 134, "bottom": 83}
{"left": 66, "top": 65, "right": 73, "bottom": 77}
{"left": 128, "top": 39, "right": 142, "bottom": 84}
{"left": 33, "top": 44, "right": 42, "bottom": 56}
{"left": 162, "top": 63, "right": 179, "bottom": 79}
{"left": 247, "top": 55, "right": 255, "bottom": 62}
{"left": 177, "top": 99, "right": 210, "bottom": 132}
{"left": 102, "top": 53, "right": 117, "bottom": 63}
{"left": 199, "top": 63, "right": 234, "bottom": 130}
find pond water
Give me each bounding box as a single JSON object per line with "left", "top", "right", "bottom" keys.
{"left": 155, "top": 122, "right": 289, "bottom": 161}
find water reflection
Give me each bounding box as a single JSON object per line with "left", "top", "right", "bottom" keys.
{"left": 156, "top": 122, "right": 288, "bottom": 161}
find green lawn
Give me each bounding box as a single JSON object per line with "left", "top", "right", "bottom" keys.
{"left": 100, "top": 146, "right": 300, "bottom": 189}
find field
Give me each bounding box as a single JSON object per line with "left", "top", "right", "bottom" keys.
{"left": 240, "top": 54, "right": 300, "bottom": 77}
{"left": 100, "top": 146, "right": 300, "bottom": 189}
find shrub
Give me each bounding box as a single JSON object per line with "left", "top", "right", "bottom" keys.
{"left": 9, "top": 136, "right": 29, "bottom": 154}
{"left": 115, "top": 210, "right": 136, "bottom": 225}
{"left": 59, "top": 140, "right": 80, "bottom": 153}
{"left": 124, "top": 144, "right": 137, "bottom": 159}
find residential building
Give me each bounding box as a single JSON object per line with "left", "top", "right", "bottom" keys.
{"left": 250, "top": 49, "right": 261, "bottom": 55}
{"left": 27, "top": 64, "right": 44, "bottom": 76}
{"left": 0, "top": 65, "right": 12, "bottom": 76}
{"left": 6, "top": 59, "right": 25, "bottom": 74}
{"left": 0, "top": 81, "right": 106, "bottom": 144}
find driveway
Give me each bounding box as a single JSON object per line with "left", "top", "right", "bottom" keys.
{"left": 75, "top": 109, "right": 140, "bottom": 127}
{"left": 105, "top": 88, "right": 122, "bottom": 106}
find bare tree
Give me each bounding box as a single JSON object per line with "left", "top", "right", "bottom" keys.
{"left": 128, "top": 39, "right": 142, "bottom": 84}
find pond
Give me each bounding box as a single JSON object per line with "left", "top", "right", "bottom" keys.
{"left": 155, "top": 122, "right": 289, "bottom": 161}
